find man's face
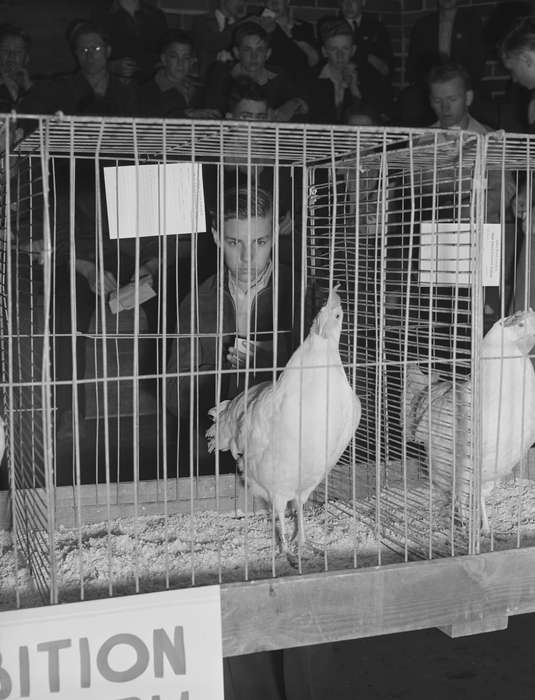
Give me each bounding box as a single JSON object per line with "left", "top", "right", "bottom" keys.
{"left": 220, "top": 215, "right": 273, "bottom": 286}
{"left": 235, "top": 34, "right": 270, "bottom": 76}
{"left": 339, "top": 0, "right": 365, "bottom": 19}
{"left": 222, "top": 0, "right": 247, "bottom": 19}
{"left": 322, "top": 34, "right": 355, "bottom": 70}
{"left": 75, "top": 32, "right": 110, "bottom": 75}
{"left": 504, "top": 51, "right": 535, "bottom": 90}
{"left": 161, "top": 42, "right": 193, "bottom": 83}
{"left": 429, "top": 76, "right": 472, "bottom": 128}
{"left": 0, "top": 35, "right": 28, "bottom": 79}
{"left": 228, "top": 98, "right": 269, "bottom": 120}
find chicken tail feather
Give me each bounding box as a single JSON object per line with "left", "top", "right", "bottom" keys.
{"left": 205, "top": 400, "right": 231, "bottom": 453}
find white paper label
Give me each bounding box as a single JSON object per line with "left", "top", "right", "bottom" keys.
{"left": 104, "top": 163, "right": 206, "bottom": 239}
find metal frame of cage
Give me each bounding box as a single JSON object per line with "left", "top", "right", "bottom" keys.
{"left": 1, "top": 113, "right": 535, "bottom": 652}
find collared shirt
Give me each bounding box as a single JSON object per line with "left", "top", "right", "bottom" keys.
{"left": 318, "top": 63, "right": 347, "bottom": 107}
{"left": 228, "top": 260, "right": 272, "bottom": 337}
{"left": 432, "top": 114, "right": 491, "bottom": 135}
{"left": 438, "top": 10, "right": 456, "bottom": 57}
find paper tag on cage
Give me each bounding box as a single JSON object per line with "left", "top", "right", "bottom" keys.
{"left": 108, "top": 279, "right": 156, "bottom": 314}
{"left": 419, "top": 222, "right": 471, "bottom": 285}
{"left": 104, "top": 162, "right": 206, "bottom": 238}
{"left": 481, "top": 223, "right": 501, "bottom": 287}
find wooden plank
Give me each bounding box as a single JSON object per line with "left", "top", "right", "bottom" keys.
{"left": 438, "top": 615, "right": 509, "bottom": 638}
{"left": 220, "top": 546, "right": 535, "bottom": 656}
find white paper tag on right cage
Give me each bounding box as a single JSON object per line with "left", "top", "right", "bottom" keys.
{"left": 482, "top": 223, "right": 501, "bottom": 286}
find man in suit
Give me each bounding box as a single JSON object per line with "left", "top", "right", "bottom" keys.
{"left": 399, "top": 0, "right": 487, "bottom": 126}
{"left": 192, "top": 0, "right": 248, "bottom": 78}
{"left": 318, "top": 0, "right": 393, "bottom": 119}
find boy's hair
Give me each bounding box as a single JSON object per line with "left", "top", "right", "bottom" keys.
{"left": 0, "top": 23, "right": 31, "bottom": 50}
{"left": 233, "top": 20, "right": 270, "bottom": 49}
{"left": 427, "top": 60, "right": 472, "bottom": 91}
{"left": 227, "top": 76, "right": 270, "bottom": 113}
{"left": 159, "top": 29, "right": 194, "bottom": 55}
{"left": 67, "top": 20, "right": 110, "bottom": 54}
{"left": 500, "top": 16, "right": 535, "bottom": 58}
{"left": 319, "top": 18, "right": 354, "bottom": 45}
{"left": 223, "top": 187, "right": 273, "bottom": 221}
{"left": 343, "top": 99, "right": 379, "bottom": 124}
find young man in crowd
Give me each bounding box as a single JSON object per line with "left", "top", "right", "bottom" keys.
{"left": 165, "top": 186, "right": 298, "bottom": 476}
{"left": 399, "top": 0, "right": 486, "bottom": 126}
{"left": 22, "top": 21, "right": 137, "bottom": 116}
{"left": 192, "top": 0, "right": 249, "bottom": 79}
{"left": 0, "top": 24, "right": 33, "bottom": 112}
{"left": 203, "top": 20, "right": 308, "bottom": 121}
{"left": 428, "top": 61, "right": 490, "bottom": 133}
{"left": 307, "top": 19, "right": 362, "bottom": 123}
{"left": 501, "top": 15, "right": 535, "bottom": 132}
{"left": 334, "top": 0, "right": 393, "bottom": 118}
{"left": 138, "top": 30, "right": 217, "bottom": 119}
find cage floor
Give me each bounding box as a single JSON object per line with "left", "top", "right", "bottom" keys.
{"left": 2, "top": 477, "right": 535, "bottom": 611}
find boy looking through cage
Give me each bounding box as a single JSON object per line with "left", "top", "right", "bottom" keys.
{"left": 165, "top": 186, "right": 299, "bottom": 475}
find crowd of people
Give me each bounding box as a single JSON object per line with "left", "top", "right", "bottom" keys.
{"left": 0, "top": 0, "right": 533, "bottom": 131}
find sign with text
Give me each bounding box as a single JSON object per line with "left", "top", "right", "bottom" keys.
{"left": 104, "top": 162, "right": 206, "bottom": 239}
{"left": 419, "top": 222, "right": 501, "bottom": 286}
{"left": 0, "top": 586, "right": 224, "bottom": 700}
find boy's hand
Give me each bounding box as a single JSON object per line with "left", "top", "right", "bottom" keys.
{"left": 342, "top": 63, "right": 361, "bottom": 98}
{"left": 368, "top": 54, "right": 389, "bottom": 77}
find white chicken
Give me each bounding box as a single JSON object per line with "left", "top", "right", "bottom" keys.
{"left": 404, "top": 309, "right": 535, "bottom": 534}
{"left": 206, "top": 285, "right": 361, "bottom": 550}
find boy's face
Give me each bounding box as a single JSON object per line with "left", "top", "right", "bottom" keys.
{"left": 235, "top": 34, "right": 271, "bottom": 75}
{"left": 0, "top": 35, "right": 28, "bottom": 79}
{"left": 339, "top": 0, "right": 365, "bottom": 19}
{"left": 429, "top": 76, "right": 472, "bottom": 128}
{"left": 438, "top": 0, "right": 457, "bottom": 9}
{"left": 504, "top": 50, "right": 535, "bottom": 90}
{"left": 228, "top": 98, "right": 269, "bottom": 120}
{"left": 322, "top": 34, "right": 355, "bottom": 69}
{"left": 75, "top": 32, "right": 110, "bottom": 75}
{"left": 161, "top": 41, "right": 193, "bottom": 82}
{"left": 219, "top": 215, "right": 273, "bottom": 286}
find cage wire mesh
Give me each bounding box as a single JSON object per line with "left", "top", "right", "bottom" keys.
{"left": 0, "top": 114, "right": 534, "bottom": 610}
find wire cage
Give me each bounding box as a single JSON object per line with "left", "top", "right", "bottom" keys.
{"left": 1, "top": 114, "right": 535, "bottom": 650}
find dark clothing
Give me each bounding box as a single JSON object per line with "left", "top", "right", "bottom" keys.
{"left": 137, "top": 75, "right": 203, "bottom": 118}
{"left": 20, "top": 72, "right": 138, "bottom": 117}
{"left": 316, "top": 12, "right": 394, "bottom": 116}
{"left": 260, "top": 18, "right": 318, "bottom": 80}
{"left": 306, "top": 71, "right": 356, "bottom": 124}
{"left": 94, "top": 3, "right": 168, "bottom": 83}
{"left": 350, "top": 13, "right": 394, "bottom": 117}
{"left": 166, "top": 263, "right": 297, "bottom": 420}
{"left": 192, "top": 13, "right": 236, "bottom": 79}
{"left": 203, "top": 62, "right": 301, "bottom": 116}
{"left": 407, "top": 8, "right": 487, "bottom": 89}
{"left": 166, "top": 261, "right": 299, "bottom": 476}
